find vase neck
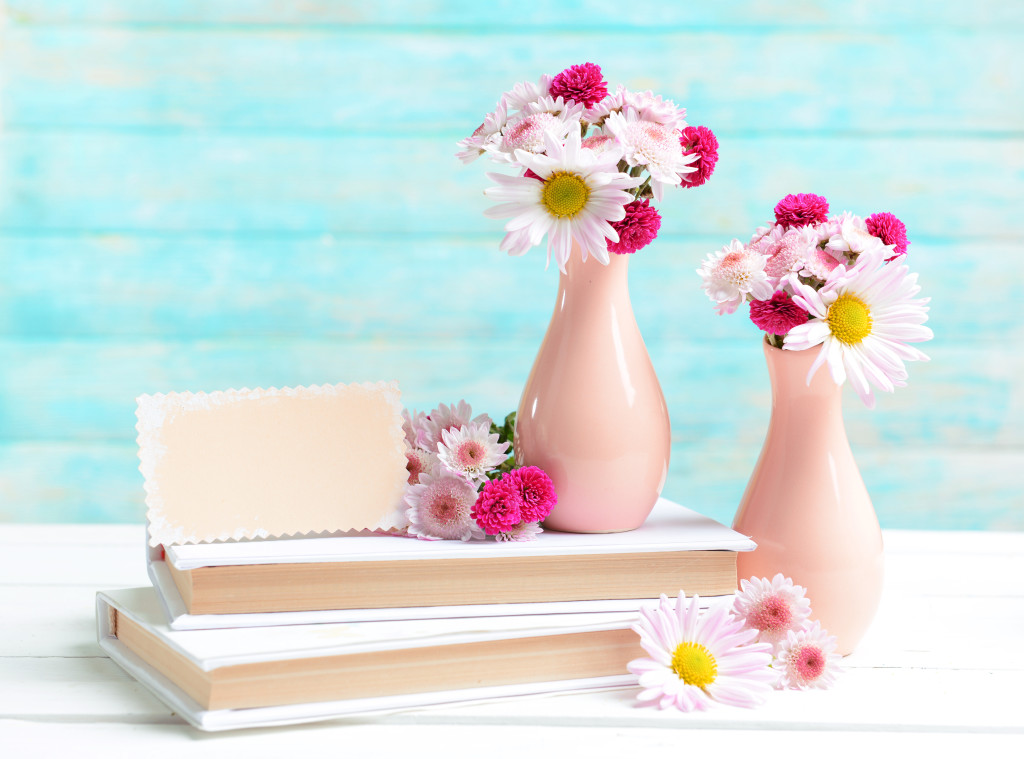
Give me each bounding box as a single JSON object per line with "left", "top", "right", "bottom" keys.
{"left": 764, "top": 342, "right": 844, "bottom": 418}
{"left": 555, "top": 244, "right": 631, "bottom": 317}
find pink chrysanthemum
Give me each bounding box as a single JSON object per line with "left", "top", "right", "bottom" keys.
{"left": 405, "top": 471, "right": 484, "bottom": 541}
{"left": 732, "top": 574, "right": 812, "bottom": 650}
{"left": 698, "top": 240, "right": 773, "bottom": 315}
{"left": 507, "top": 465, "right": 557, "bottom": 523}
{"left": 472, "top": 474, "right": 525, "bottom": 535}
{"left": 763, "top": 230, "right": 812, "bottom": 281}
{"left": 775, "top": 621, "right": 843, "bottom": 690}
{"left": 418, "top": 400, "right": 491, "bottom": 453}
{"left": 629, "top": 592, "right": 775, "bottom": 712}
{"left": 679, "top": 125, "right": 719, "bottom": 188}
{"left": 402, "top": 408, "right": 428, "bottom": 449}
{"left": 606, "top": 199, "right": 662, "bottom": 255}
{"left": 774, "top": 193, "right": 830, "bottom": 229}
{"left": 496, "top": 521, "right": 544, "bottom": 542}
{"left": 580, "top": 133, "right": 619, "bottom": 157}
{"left": 437, "top": 421, "right": 510, "bottom": 485}
{"left": 748, "top": 291, "right": 809, "bottom": 337}
{"left": 404, "top": 447, "right": 438, "bottom": 485}
{"left": 865, "top": 211, "right": 909, "bottom": 260}
{"left": 548, "top": 62, "right": 608, "bottom": 108}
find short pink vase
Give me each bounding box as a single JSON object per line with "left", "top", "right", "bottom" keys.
{"left": 733, "top": 340, "right": 883, "bottom": 655}
{"left": 514, "top": 245, "right": 671, "bottom": 533}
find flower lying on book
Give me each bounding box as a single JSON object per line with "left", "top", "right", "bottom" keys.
{"left": 629, "top": 575, "right": 842, "bottom": 711}
{"left": 458, "top": 62, "right": 718, "bottom": 272}
{"left": 697, "top": 194, "right": 933, "bottom": 408}
{"left": 402, "top": 401, "right": 556, "bottom": 541}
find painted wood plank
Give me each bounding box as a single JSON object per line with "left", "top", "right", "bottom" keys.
{"left": 0, "top": 236, "right": 1012, "bottom": 344}
{"left": 7, "top": 0, "right": 1023, "bottom": 29}
{"left": 3, "top": 26, "right": 1019, "bottom": 133}
{"left": 0, "top": 339, "right": 1010, "bottom": 445}
{"left": 0, "top": 722, "right": 1018, "bottom": 755}
{"left": 2, "top": 658, "right": 1019, "bottom": 731}
{"left": 1, "top": 134, "right": 1019, "bottom": 238}
{"left": 1, "top": 439, "right": 1020, "bottom": 530}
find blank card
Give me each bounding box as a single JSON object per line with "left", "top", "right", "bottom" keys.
{"left": 138, "top": 382, "right": 409, "bottom": 547}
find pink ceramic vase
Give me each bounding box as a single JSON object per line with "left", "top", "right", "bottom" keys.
{"left": 733, "top": 340, "right": 884, "bottom": 655}
{"left": 514, "top": 244, "right": 671, "bottom": 533}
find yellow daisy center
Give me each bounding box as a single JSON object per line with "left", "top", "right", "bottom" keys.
{"left": 826, "top": 293, "right": 873, "bottom": 345}
{"left": 541, "top": 171, "right": 590, "bottom": 218}
{"left": 670, "top": 642, "right": 717, "bottom": 688}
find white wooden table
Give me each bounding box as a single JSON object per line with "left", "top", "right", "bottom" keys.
{"left": 2, "top": 526, "right": 1022, "bottom": 756}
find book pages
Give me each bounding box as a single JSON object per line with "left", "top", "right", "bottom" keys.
{"left": 138, "top": 381, "right": 408, "bottom": 546}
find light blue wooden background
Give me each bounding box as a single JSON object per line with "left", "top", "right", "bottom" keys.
{"left": 1, "top": 1, "right": 1021, "bottom": 529}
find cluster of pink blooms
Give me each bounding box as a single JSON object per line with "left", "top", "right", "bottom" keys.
{"left": 628, "top": 575, "right": 842, "bottom": 713}
{"left": 401, "top": 401, "right": 556, "bottom": 542}
{"left": 698, "top": 193, "right": 933, "bottom": 407}
{"left": 459, "top": 62, "right": 719, "bottom": 269}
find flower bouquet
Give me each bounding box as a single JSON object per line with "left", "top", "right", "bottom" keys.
{"left": 401, "top": 401, "right": 556, "bottom": 542}
{"left": 457, "top": 63, "right": 720, "bottom": 533}
{"left": 698, "top": 193, "right": 934, "bottom": 652}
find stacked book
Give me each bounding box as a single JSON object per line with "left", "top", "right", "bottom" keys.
{"left": 98, "top": 382, "right": 753, "bottom": 730}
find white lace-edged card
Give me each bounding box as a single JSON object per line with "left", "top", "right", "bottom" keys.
{"left": 137, "top": 381, "right": 409, "bottom": 547}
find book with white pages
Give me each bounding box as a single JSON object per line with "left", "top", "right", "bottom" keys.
{"left": 147, "top": 498, "right": 755, "bottom": 629}
{"left": 97, "top": 586, "right": 662, "bottom": 731}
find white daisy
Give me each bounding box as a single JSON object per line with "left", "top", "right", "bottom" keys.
{"left": 604, "top": 108, "right": 696, "bottom": 200}
{"left": 698, "top": 239, "right": 773, "bottom": 315}
{"left": 732, "top": 574, "right": 812, "bottom": 651}
{"left": 404, "top": 471, "right": 484, "bottom": 541}
{"left": 483, "top": 130, "right": 641, "bottom": 271}
{"left": 784, "top": 246, "right": 933, "bottom": 408}
{"left": 437, "top": 421, "right": 510, "bottom": 484}
{"left": 775, "top": 621, "right": 843, "bottom": 690}
{"left": 418, "top": 400, "right": 491, "bottom": 453}
{"left": 628, "top": 592, "right": 775, "bottom": 712}
{"left": 455, "top": 99, "right": 509, "bottom": 165}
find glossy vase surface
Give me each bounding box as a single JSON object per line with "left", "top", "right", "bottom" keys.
{"left": 733, "top": 341, "right": 883, "bottom": 655}
{"left": 514, "top": 245, "right": 671, "bottom": 533}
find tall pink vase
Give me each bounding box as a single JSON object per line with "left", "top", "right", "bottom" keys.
{"left": 733, "top": 341, "right": 883, "bottom": 655}
{"left": 514, "top": 245, "right": 671, "bottom": 533}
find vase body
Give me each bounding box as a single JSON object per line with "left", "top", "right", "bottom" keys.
{"left": 514, "top": 245, "right": 671, "bottom": 533}
{"left": 733, "top": 341, "right": 883, "bottom": 655}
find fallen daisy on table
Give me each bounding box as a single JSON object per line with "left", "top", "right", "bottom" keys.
{"left": 628, "top": 591, "right": 775, "bottom": 711}
{"left": 630, "top": 576, "right": 843, "bottom": 711}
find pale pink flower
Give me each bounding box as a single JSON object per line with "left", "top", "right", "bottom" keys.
{"left": 622, "top": 89, "right": 687, "bottom": 131}
{"left": 698, "top": 239, "right": 773, "bottom": 315}
{"left": 496, "top": 521, "right": 544, "bottom": 542}
{"left": 604, "top": 108, "right": 696, "bottom": 200}
{"left": 455, "top": 99, "right": 509, "bottom": 165}
{"left": 404, "top": 471, "right": 484, "bottom": 542}
{"left": 628, "top": 592, "right": 775, "bottom": 712}
{"left": 582, "top": 84, "right": 628, "bottom": 125}
{"left": 502, "top": 74, "right": 554, "bottom": 112}
{"left": 418, "top": 400, "right": 491, "bottom": 453}
{"left": 775, "top": 621, "right": 843, "bottom": 690}
{"left": 437, "top": 421, "right": 510, "bottom": 484}
{"left": 404, "top": 447, "right": 439, "bottom": 485}
{"left": 732, "top": 574, "right": 812, "bottom": 650}
{"left": 763, "top": 228, "right": 816, "bottom": 284}
{"left": 488, "top": 110, "right": 578, "bottom": 161}
{"left": 402, "top": 408, "right": 428, "bottom": 449}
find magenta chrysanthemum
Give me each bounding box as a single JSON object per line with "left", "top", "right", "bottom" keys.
{"left": 774, "top": 193, "right": 830, "bottom": 229}
{"left": 607, "top": 199, "right": 662, "bottom": 255}
{"left": 508, "top": 466, "right": 557, "bottom": 523}
{"left": 679, "top": 126, "right": 719, "bottom": 188}
{"left": 548, "top": 62, "right": 608, "bottom": 108}
{"left": 749, "top": 291, "right": 809, "bottom": 336}
{"left": 472, "top": 474, "right": 524, "bottom": 535}
{"left": 865, "top": 211, "right": 909, "bottom": 260}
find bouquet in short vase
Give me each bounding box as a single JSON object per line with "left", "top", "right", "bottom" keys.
{"left": 698, "top": 192, "right": 934, "bottom": 653}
